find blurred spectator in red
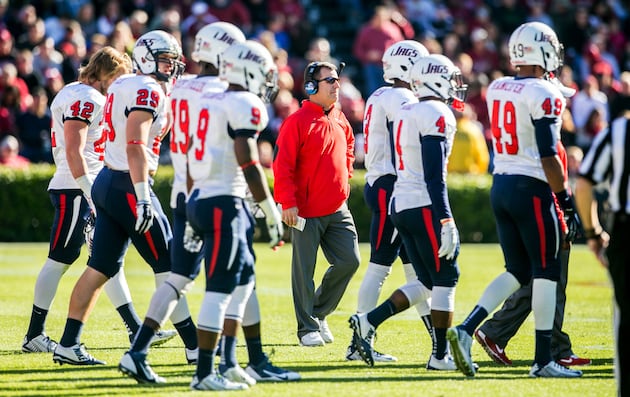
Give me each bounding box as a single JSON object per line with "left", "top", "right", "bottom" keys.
{"left": 16, "top": 86, "right": 52, "bottom": 164}
{"left": 572, "top": 75, "right": 608, "bottom": 150}
{"left": 0, "top": 62, "right": 30, "bottom": 111}
{"left": 0, "top": 85, "right": 20, "bottom": 138}
{"left": 466, "top": 27, "right": 500, "bottom": 76}
{"left": 338, "top": 74, "right": 365, "bottom": 168}
{"left": 0, "top": 28, "right": 16, "bottom": 64}
{"left": 0, "top": 134, "right": 30, "bottom": 169}
{"left": 209, "top": 0, "right": 252, "bottom": 36}
{"left": 353, "top": 5, "right": 406, "bottom": 96}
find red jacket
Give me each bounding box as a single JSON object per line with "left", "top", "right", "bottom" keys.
{"left": 273, "top": 100, "right": 354, "bottom": 218}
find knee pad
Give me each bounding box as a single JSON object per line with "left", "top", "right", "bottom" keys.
{"left": 225, "top": 281, "right": 255, "bottom": 322}
{"left": 242, "top": 288, "right": 260, "bottom": 327}
{"left": 399, "top": 279, "right": 431, "bottom": 306}
{"left": 431, "top": 286, "right": 455, "bottom": 312}
{"left": 198, "top": 291, "right": 230, "bottom": 333}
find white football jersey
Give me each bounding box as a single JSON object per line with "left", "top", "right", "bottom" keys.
{"left": 391, "top": 100, "right": 456, "bottom": 213}
{"left": 48, "top": 82, "right": 106, "bottom": 190}
{"left": 487, "top": 76, "right": 565, "bottom": 182}
{"left": 102, "top": 74, "right": 169, "bottom": 172}
{"left": 188, "top": 90, "right": 269, "bottom": 199}
{"left": 169, "top": 75, "right": 227, "bottom": 208}
{"left": 364, "top": 86, "right": 418, "bottom": 186}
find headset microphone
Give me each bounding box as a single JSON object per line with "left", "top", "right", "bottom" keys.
{"left": 338, "top": 61, "right": 346, "bottom": 75}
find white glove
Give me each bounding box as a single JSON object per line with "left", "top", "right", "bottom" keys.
{"left": 258, "top": 198, "right": 284, "bottom": 249}
{"left": 76, "top": 175, "right": 96, "bottom": 213}
{"left": 135, "top": 201, "right": 154, "bottom": 234}
{"left": 183, "top": 221, "right": 203, "bottom": 253}
{"left": 83, "top": 211, "right": 96, "bottom": 257}
{"left": 437, "top": 218, "right": 459, "bottom": 260}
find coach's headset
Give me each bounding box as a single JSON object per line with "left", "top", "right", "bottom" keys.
{"left": 303, "top": 61, "right": 346, "bottom": 95}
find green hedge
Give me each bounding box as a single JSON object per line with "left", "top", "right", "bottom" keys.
{"left": 0, "top": 165, "right": 497, "bottom": 243}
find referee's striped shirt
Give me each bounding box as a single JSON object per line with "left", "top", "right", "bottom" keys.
{"left": 578, "top": 115, "right": 630, "bottom": 215}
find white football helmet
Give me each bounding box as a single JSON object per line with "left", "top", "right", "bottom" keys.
{"left": 409, "top": 54, "right": 468, "bottom": 111}
{"left": 508, "top": 22, "right": 563, "bottom": 73}
{"left": 191, "top": 22, "right": 246, "bottom": 68}
{"left": 382, "top": 40, "right": 429, "bottom": 83}
{"left": 132, "top": 30, "right": 185, "bottom": 82}
{"left": 219, "top": 40, "right": 278, "bottom": 103}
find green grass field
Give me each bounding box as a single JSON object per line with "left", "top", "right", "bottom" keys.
{"left": 0, "top": 242, "right": 617, "bottom": 396}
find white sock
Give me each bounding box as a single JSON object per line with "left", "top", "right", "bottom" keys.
{"left": 477, "top": 271, "right": 520, "bottom": 313}
{"left": 33, "top": 258, "right": 68, "bottom": 309}
{"left": 402, "top": 262, "right": 431, "bottom": 316}
{"left": 103, "top": 267, "right": 132, "bottom": 308}
{"left": 357, "top": 262, "right": 391, "bottom": 313}
{"left": 532, "top": 278, "right": 557, "bottom": 330}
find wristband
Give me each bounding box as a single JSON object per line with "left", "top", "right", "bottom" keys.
{"left": 555, "top": 189, "right": 570, "bottom": 202}
{"left": 583, "top": 228, "right": 601, "bottom": 240}
{"left": 440, "top": 218, "right": 453, "bottom": 225}
{"left": 133, "top": 181, "right": 151, "bottom": 203}
{"left": 257, "top": 197, "right": 277, "bottom": 218}
{"left": 128, "top": 140, "right": 146, "bottom": 145}
{"left": 75, "top": 174, "right": 94, "bottom": 199}
{"left": 240, "top": 159, "right": 259, "bottom": 170}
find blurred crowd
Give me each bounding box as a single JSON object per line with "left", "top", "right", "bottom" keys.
{"left": 0, "top": 0, "right": 629, "bottom": 174}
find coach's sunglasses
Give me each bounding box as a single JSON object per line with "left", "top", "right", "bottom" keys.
{"left": 316, "top": 76, "right": 340, "bottom": 84}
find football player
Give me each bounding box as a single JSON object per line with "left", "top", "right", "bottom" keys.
{"left": 185, "top": 40, "right": 284, "bottom": 391}
{"left": 350, "top": 54, "right": 466, "bottom": 370}
{"left": 447, "top": 22, "right": 583, "bottom": 378}
{"left": 347, "top": 40, "right": 434, "bottom": 364}
{"left": 22, "top": 46, "right": 175, "bottom": 354}
{"left": 52, "top": 30, "right": 189, "bottom": 366}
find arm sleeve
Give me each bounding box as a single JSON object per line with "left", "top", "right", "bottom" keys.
{"left": 534, "top": 117, "right": 559, "bottom": 158}
{"left": 272, "top": 116, "right": 299, "bottom": 208}
{"left": 422, "top": 135, "right": 452, "bottom": 220}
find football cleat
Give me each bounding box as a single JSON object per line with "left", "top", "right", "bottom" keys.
{"left": 190, "top": 373, "right": 249, "bottom": 391}
{"left": 22, "top": 333, "right": 58, "bottom": 353}
{"left": 556, "top": 355, "right": 592, "bottom": 366}
{"left": 218, "top": 364, "right": 257, "bottom": 386}
{"left": 426, "top": 354, "right": 457, "bottom": 371}
{"left": 474, "top": 329, "right": 512, "bottom": 365}
{"left": 446, "top": 327, "right": 475, "bottom": 377}
{"left": 119, "top": 351, "right": 166, "bottom": 384}
{"left": 299, "top": 331, "right": 325, "bottom": 347}
{"left": 245, "top": 354, "right": 301, "bottom": 382}
{"left": 529, "top": 361, "right": 583, "bottom": 378}
{"left": 53, "top": 343, "right": 105, "bottom": 366}
{"left": 348, "top": 313, "right": 375, "bottom": 367}
{"left": 150, "top": 329, "right": 177, "bottom": 347}
{"left": 185, "top": 347, "right": 198, "bottom": 364}
{"left": 345, "top": 344, "right": 397, "bottom": 362}
{"left": 318, "top": 318, "right": 334, "bottom": 343}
